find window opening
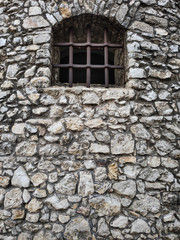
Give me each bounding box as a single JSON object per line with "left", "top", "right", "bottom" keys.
{"left": 53, "top": 18, "right": 125, "bottom": 88}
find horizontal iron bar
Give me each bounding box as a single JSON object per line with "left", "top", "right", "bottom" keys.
{"left": 53, "top": 64, "right": 124, "bottom": 69}
{"left": 54, "top": 42, "right": 123, "bottom": 48}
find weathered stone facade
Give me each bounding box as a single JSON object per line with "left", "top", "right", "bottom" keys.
{"left": 0, "top": 0, "right": 180, "bottom": 239}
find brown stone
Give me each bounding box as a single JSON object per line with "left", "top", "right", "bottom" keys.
{"left": 119, "top": 156, "right": 136, "bottom": 164}
{"left": 108, "top": 163, "right": 119, "bottom": 180}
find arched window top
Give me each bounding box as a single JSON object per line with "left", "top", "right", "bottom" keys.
{"left": 52, "top": 14, "right": 126, "bottom": 87}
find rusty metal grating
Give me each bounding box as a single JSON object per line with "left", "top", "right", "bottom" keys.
{"left": 53, "top": 26, "right": 124, "bottom": 88}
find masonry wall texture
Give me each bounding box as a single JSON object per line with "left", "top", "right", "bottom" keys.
{"left": 0, "top": 0, "right": 180, "bottom": 239}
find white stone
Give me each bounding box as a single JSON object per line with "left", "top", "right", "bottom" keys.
{"left": 11, "top": 166, "right": 30, "bottom": 188}
{"left": 33, "top": 34, "right": 51, "bottom": 44}
{"left": 158, "top": 0, "right": 169, "bottom": 6}
{"left": 66, "top": 117, "right": 84, "bottom": 131}
{"left": 6, "top": 64, "right": 19, "bottom": 78}
{"left": 46, "top": 13, "right": 57, "bottom": 25}
{"left": 32, "top": 107, "right": 48, "bottom": 115}
{"left": 89, "top": 195, "right": 121, "bottom": 216}
{"left": 55, "top": 174, "right": 78, "bottom": 195}
{"left": 48, "top": 121, "right": 64, "bottom": 134}
{"left": 149, "top": 68, "right": 172, "bottom": 79}
{"left": 130, "top": 21, "right": 154, "bottom": 34}
{"left": 141, "top": 41, "right": 160, "bottom": 50}
{"left": 12, "top": 123, "right": 25, "bottom": 135}
{"left": 4, "top": 188, "right": 22, "bottom": 209}
{"left": 23, "top": 16, "right": 49, "bottom": 29}
{"left": 78, "top": 171, "right": 94, "bottom": 197}
{"left": 23, "top": 189, "right": 31, "bottom": 203}
{"left": 110, "top": 215, "right": 128, "bottom": 228}
{"left": 24, "top": 66, "right": 36, "bottom": 78}
{"left": 116, "top": 4, "right": 128, "bottom": 23}
{"left": 0, "top": 38, "right": 6, "bottom": 47}
{"left": 111, "top": 133, "right": 134, "bottom": 155}
{"left": 15, "top": 141, "right": 37, "bottom": 156}
{"left": 45, "top": 195, "right": 69, "bottom": 210}
{"left": 141, "top": 0, "right": 156, "bottom": 5}
{"left": 128, "top": 68, "right": 146, "bottom": 79}
{"left": 29, "top": 6, "right": 42, "bottom": 16}
{"left": 131, "top": 219, "right": 150, "bottom": 234}
{"left": 85, "top": 118, "right": 105, "bottom": 128}
{"left": 98, "top": 218, "right": 110, "bottom": 236}
{"left": 113, "top": 180, "right": 136, "bottom": 198}
{"left": 31, "top": 173, "right": 47, "bottom": 187}
{"left": 155, "top": 28, "right": 168, "bottom": 36}
{"left": 26, "top": 198, "right": 43, "bottom": 213}
{"left": 90, "top": 143, "right": 110, "bottom": 154}
{"left": 82, "top": 92, "right": 100, "bottom": 105}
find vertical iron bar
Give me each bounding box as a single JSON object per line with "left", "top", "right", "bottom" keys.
{"left": 104, "top": 28, "right": 109, "bottom": 88}
{"left": 69, "top": 28, "right": 73, "bottom": 87}
{"left": 86, "top": 26, "right": 91, "bottom": 87}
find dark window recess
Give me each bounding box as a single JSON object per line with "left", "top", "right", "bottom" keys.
{"left": 53, "top": 26, "right": 124, "bottom": 88}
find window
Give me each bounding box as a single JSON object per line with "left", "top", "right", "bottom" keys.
{"left": 52, "top": 14, "right": 125, "bottom": 88}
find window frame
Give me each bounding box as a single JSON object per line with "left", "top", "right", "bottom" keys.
{"left": 53, "top": 26, "right": 124, "bottom": 88}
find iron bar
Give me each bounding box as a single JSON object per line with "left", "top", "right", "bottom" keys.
{"left": 54, "top": 43, "right": 123, "bottom": 48}
{"left": 69, "top": 28, "right": 73, "bottom": 87}
{"left": 53, "top": 64, "right": 124, "bottom": 69}
{"left": 86, "top": 26, "right": 91, "bottom": 87}
{"left": 104, "top": 28, "right": 109, "bottom": 88}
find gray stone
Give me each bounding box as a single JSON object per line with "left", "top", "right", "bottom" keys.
{"left": 131, "top": 195, "right": 160, "bottom": 216}
{"left": 23, "top": 16, "right": 49, "bottom": 29}
{"left": 94, "top": 167, "right": 107, "bottom": 182}
{"left": 130, "top": 21, "right": 153, "bottom": 34}
{"left": 140, "top": 90, "right": 157, "bottom": 101}
{"left": 123, "top": 165, "right": 141, "bottom": 179}
{"left": 78, "top": 171, "right": 94, "bottom": 197}
{"left": 64, "top": 217, "right": 91, "bottom": 240}
{"left": 11, "top": 166, "right": 30, "bottom": 188}
{"left": 116, "top": 4, "right": 128, "bottom": 23}
{"left": 29, "top": 6, "right": 42, "bottom": 15}
{"left": 82, "top": 92, "right": 100, "bottom": 104}
{"left": 31, "top": 173, "right": 47, "bottom": 187}
{"left": 45, "top": 195, "right": 69, "bottom": 210}
{"left": 155, "top": 102, "right": 173, "bottom": 115}
{"left": 0, "top": 188, "right": 5, "bottom": 204}
{"left": 90, "top": 143, "right": 110, "bottom": 154}
{"left": 89, "top": 195, "right": 121, "bottom": 216}
{"left": 6, "top": 64, "right": 19, "bottom": 78}
{"left": 161, "top": 157, "right": 179, "bottom": 168}
{"left": 15, "top": 141, "right": 37, "bottom": 156}
{"left": 128, "top": 68, "right": 146, "bottom": 79}
{"left": 111, "top": 133, "right": 134, "bottom": 155}
{"left": 4, "top": 188, "right": 23, "bottom": 209}
{"left": 0, "top": 38, "right": 6, "bottom": 47}
{"left": 155, "top": 140, "right": 173, "bottom": 156}
{"left": 39, "top": 144, "right": 61, "bottom": 156}
{"left": 55, "top": 173, "right": 78, "bottom": 195}
{"left": 131, "top": 123, "right": 151, "bottom": 140}
{"left": 149, "top": 68, "right": 172, "bottom": 79}
{"left": 131, "top": 219, "right": 150, "bottom": 233}
{"left": 47, "top": 121, "right": 64, "bottom": 134}
{"left": 94, "top": 130, "right": 110, "bottom": 142}
{"left": 139, "top": 167, "right": 160, "bottom": 182}
{"left": 110, "top": 215, "right": 128, "bottom": 228}
{"left": 113, "top": 180, "right": 136, "bottom": 198}
{"left": 98, "top": 218, "right": 110, "bottom": 236}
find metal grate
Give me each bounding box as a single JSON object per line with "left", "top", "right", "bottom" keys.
{"left": 53, "top": 26, "right": 124, "bottom": 88}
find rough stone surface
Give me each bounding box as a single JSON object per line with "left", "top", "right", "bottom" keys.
{"left": 0, "top": 0, "right": 179, "bottom": 239}
{"left": 11, "top": 166, "right": 30, "bottom": 188}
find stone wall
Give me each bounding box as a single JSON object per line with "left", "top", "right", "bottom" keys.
{"left": 0, "top": 0, "right": 180, "bottom": 239}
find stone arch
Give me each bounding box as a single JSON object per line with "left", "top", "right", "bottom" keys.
{"left": 51, "top": 12, "right": 127, "bottom": 86}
